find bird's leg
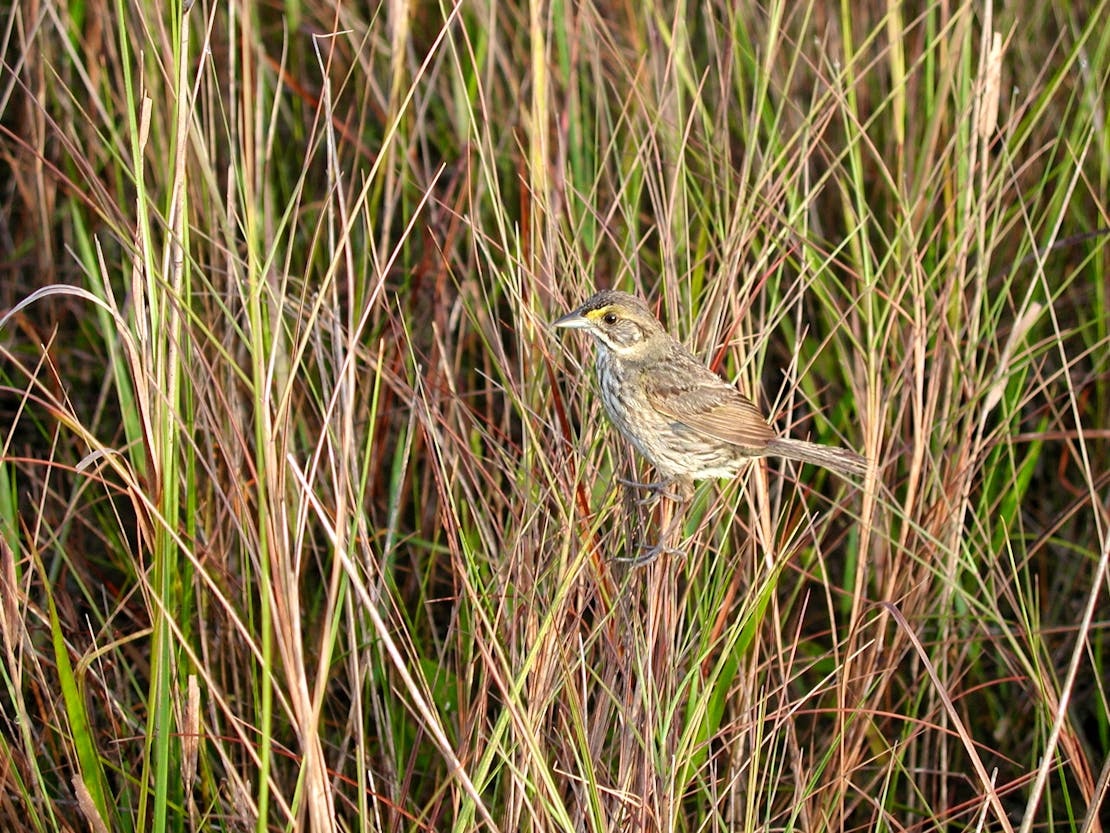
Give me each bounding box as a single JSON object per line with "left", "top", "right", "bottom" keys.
{"left": 617, "top": 480, "right": 692, "bottom": 566}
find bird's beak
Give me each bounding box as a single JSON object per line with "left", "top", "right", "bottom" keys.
{"left": 551, "top": 309, "right": 590, "bottom": 330}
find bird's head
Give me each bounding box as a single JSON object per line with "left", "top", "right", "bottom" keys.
{"left": 552, "top": 291, "right": 667, "bottom": 357}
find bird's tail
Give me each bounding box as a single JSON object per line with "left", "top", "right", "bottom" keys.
{"left": 764, "top": 437, "right": 868, "bottom": 478}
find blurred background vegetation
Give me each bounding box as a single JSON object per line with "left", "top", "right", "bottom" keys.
{"left": 1, "top": 0, "right": 1108, "bottom": 831}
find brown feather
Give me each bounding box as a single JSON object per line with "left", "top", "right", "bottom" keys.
{"left": 643, "top": 356, "right": 775, "bottom": 450}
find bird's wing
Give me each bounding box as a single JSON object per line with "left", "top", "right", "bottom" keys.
{"left": 644, "top": 368, "right": 775, "bottom": 448}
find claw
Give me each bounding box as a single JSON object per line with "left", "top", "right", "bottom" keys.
{"left": 617, "top": 477, "right": 686, "bottom": 504}
{"left": 614, "top": 540, "right": 684, "bottom": 567}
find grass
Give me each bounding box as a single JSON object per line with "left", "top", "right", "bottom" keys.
{"left": 1, "top": 0, "right": 1108, "bottom": 830}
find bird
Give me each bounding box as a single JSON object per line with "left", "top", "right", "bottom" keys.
{"left": 552, "top": 289, "right": 867, "bottom": 500}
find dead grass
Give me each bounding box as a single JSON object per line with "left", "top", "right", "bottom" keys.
{"left": 1, "top": 0, "right": 1108, "bottom": 831}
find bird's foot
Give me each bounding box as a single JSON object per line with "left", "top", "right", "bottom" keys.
{"left": 617, "top": 476, "right": 688, "bottom": 504}
{"left": 614, "top": 540, "right": 685, "bottom": 567}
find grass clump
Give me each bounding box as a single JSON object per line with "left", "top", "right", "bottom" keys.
{"left": 1, "top": 0, "right": 1107, "bottom": 831}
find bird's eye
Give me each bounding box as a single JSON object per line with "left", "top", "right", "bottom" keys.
{"left": 602, "top": 312, "right": 618, "bottom": 325}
